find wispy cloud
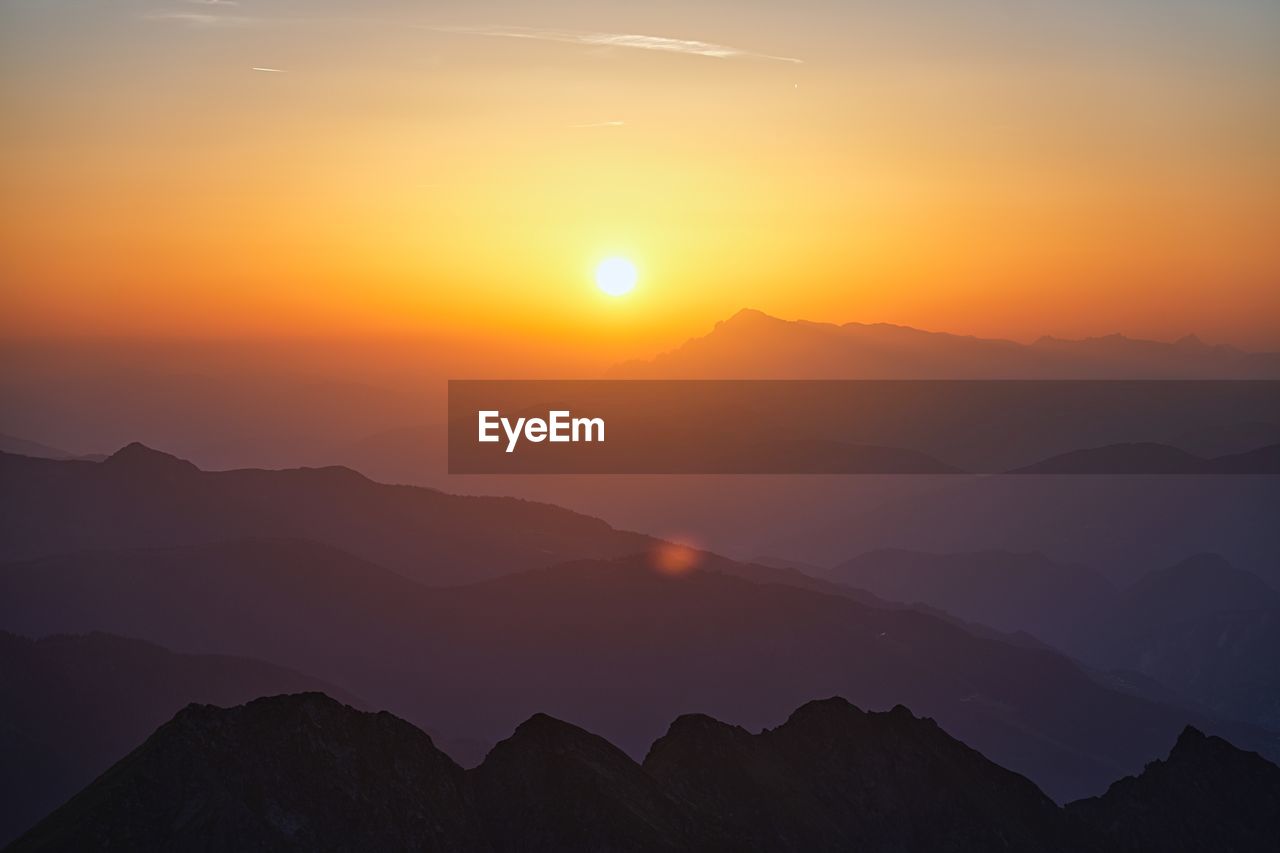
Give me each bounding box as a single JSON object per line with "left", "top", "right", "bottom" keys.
{"left": 251, "top": 66, "right": 288, "bottom": 73}
{"left": 428, "top": 26, "right": 803, "bottom": 64}
{"left": 570, "top": 119, "right": 625, "bottom": 128}
{"left": 143, "top": 10, "right": 256, "bottom": 27}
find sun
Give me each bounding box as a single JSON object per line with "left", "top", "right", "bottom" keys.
{"left": 595, "top": 257, "right": 637, "bottom": 296}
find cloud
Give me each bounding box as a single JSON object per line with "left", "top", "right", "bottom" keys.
{"left": 251, "top": 67, "right": 289, "bottom": 73}
{"left": 428, "top": 26, "right": 802, "bottom": 64}
{"left": 570, "top": 119, "right": 625, "bottom": 128}
{"left": 143, "top": 10, "right": 255, "bottom": 27}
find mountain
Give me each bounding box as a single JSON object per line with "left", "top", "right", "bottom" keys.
{"left": 610, "top": 310, "right": 1280, "bottom": 379}
{"left": 0, "top": 631, "right": 357, "bottom": 846}
{"left": 1080, "top": 554, "right": 1280, "bottom": 728}
{"left": 8, "top": 694, "right": 485, "bottom": 853}
{"left": 643, "top": 697, "right": 1077, "bottom": 851}
{"left": 0, "top": 445, "right": 655, "bottom": 586}
{"left": 0, "top": 434, "right": 79, "bottom": 460}
{"left": 4, "top": 540, "right": 1276, "bottom": 803}
{"left": 1010, "top": 442, "right": 1280, "bottom": 474}
{"left": 763, "top": 473, "right": 1280, "bottom": 589}
{"left": 472, "top": 713, "right": 701, "bottom": 852}
{"left": 1166, "top": 421, "right": 1280, "bottom": 458}
{"left": 829, "top": 549, "right": 1115, "bottom": 649}
{"left": 701, "top": 439, "right": 961, "bottom": 474}
{"left": 1067, "top": 726, "right": 1280, "bottom": 852}
{"left": 12, "top": 693, "right": 1279, "bottom": 852}
{"left": 827, "top": 550, "right": 1280, "bottom": 728}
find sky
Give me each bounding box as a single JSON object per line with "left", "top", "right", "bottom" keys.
{"left": 2, "top": 0, "right": 1278, "bottom": 357}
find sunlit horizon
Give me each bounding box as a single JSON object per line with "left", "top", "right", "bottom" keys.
{"left": 2, "top": 0, "right": 1278, "bottom": 350}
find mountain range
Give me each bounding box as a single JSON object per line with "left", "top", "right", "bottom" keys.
{"left": 0, "top": 444, "right": 654, "bottom": 586}
{"left": 4, "top": 447, "right": 1278, "bottom": 808}
{"left": 830, "top": 551, "right": 1280, "bottom": 728}
{"left": 10, "top": 692, "right": 1279, "bottom": 852}
{"left": 611, "top": 310, "right": 1280, "bottom": 379}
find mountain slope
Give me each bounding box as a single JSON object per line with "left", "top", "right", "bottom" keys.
{"left": 829, "top": 549, "right": 1114, "bottom": 649}
{"left": 472, "top": 713, "right": 700, "bottom": 852}
{"left": 0, "top": 445, "right": 655, "bottom": 586}
{"left": 0, "top": 631, "right": 358, "bottom": 846}
{"left": 8, "top": 694, "right": 484, "bottom": 853}
{"left": 644, "top": 697, "right": 1077, "bottom": 851}
{"left": 1067, "top": 726, "right": 1280, "bottom": 852}
{"left": 827, "top": 550, "right": 1280, "bottom": 728}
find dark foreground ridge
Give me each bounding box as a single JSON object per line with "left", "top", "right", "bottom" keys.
{"left": 9, "top": 693, "right": 1279, "bottom": 852}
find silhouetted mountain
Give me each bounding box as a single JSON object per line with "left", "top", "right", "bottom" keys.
{"left": 828, "top": 551, "right": 1280, "bottom": 728}
{"left": 1067, "top": 726, "right": 1280, "bottom": 852}
{"left": 12, "top": 693, "right": 1278, "bottom": 852}
{"left": 472, "top": 713, "right": 701, "bottom": 852}
{"left": 829, "top": 549, "right": 1115, "bottom": 649}
{"left": 644, "top": 697, "right": 1077, "bottom": 851}
{"left": 4, "top": 540, "right": 1275, "bottom": 803}
{"left": 0, "top": 446, "right": 655, "bottom": 585}
{"left": 8, "top": 694, "right": 485, "bottom": 853}
{"left": 0, "top": 631, "right": 356, "bottom": 846}
{"left": 1010, "top": 442, "right": 1280, "bottom": 474}
{"left": 610, "top": 310, "right": 1280, "bottom": 379}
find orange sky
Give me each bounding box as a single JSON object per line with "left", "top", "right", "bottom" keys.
{"left": 2, "top": 0, "right": 1278, "bottom": 354}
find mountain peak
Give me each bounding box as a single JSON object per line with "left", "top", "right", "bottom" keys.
{"left": 1172, "top": 725, "right": 1207, "bottom": 753}
{"left": 782, "top": 696, "right": 865, "bottom": 728}
{"left": 1174, "top": 333, "right": 1208, "bottom": 349}
{"left": 102, "top": 442, "right": 199, "bottom": 477}
{"left": 718, "top": 307, "right": 780, "bottom": 328}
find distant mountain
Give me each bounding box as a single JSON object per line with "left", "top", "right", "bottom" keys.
{"left": 829, "top": 549, "right": 1115, "bottom": 649}
{"left": 610, "top": 309, "right": 1280, "bottom": 379}
{"left": 1066, "top": 726, "right": 1280, "bottom": 852}
{"left": 0, "top": 433, "right": 79, "bottom": 460}
{"left": 763, "top": 474, "right": 1280, "bottom": 589}
{"left": 1166, "top": 421, "right": 1280, "bottom": 458}
{"left": 1081, "top": 554, "right": 1280, "bottom": 728}
{"left": 1010, "top": 442, "right": 1280, "bottom": 474}
{"left": 829, "top": 551, "right": 1280, "bottom": 728}
{"left": 0, "top": 631, "right": 356, "bottom": 846}
{"left": 708, "top": 439, "right": 961, "bottom": 474}
{"left": 3, "top": 540, "right": 1275, "bottom": 803}
{"left": 0, "top": 444, "right": 655, "bottom": 585}
{"left": 12, "top": 693, "right": 1278, "bottom": 852}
